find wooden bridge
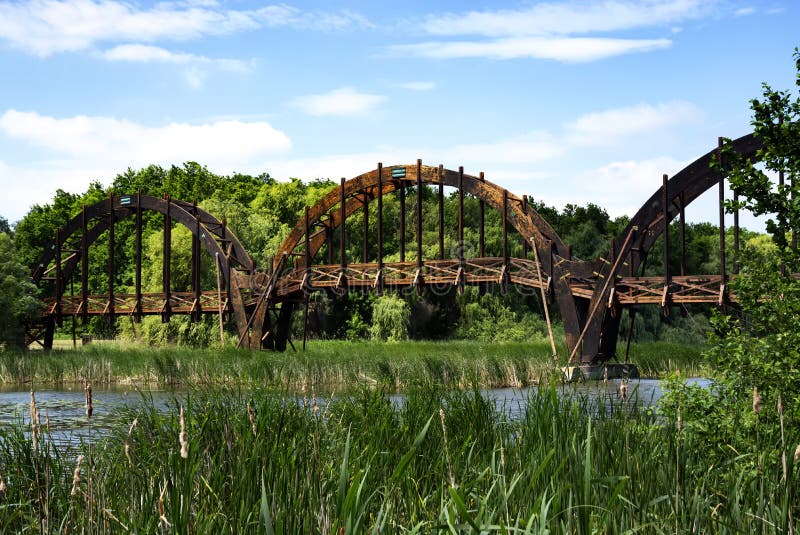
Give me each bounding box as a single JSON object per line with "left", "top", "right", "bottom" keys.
{"left": 30, "top": 133, "right": 763, "bottom": 363}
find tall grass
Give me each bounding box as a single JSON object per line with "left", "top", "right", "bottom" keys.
{"left": 0, "top": 340, "right": 707, "bottom": 388}
{"left": 0, "top": 384, "right": 794, "bottom": 533}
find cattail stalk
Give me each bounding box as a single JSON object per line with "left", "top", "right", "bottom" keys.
{"left": 179, "top": 405, "right": 188, "bottom": 459}
{"left": 70, "top": 455, "right": 84, "bottom": 497}
{"left": 247, "top": 402, "right": 257, "bottom": 437}
{"left": 124, "top": 419, "right": 138, "bottom": 468}
{"left": 752, "top": 386, "right": 762, "bottom": 414}
{"left": 85, "top": 383, "right": 93, "bottom": 419}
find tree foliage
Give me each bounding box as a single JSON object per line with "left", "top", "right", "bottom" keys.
{"left": 0, "top": 233, "right": 41, "bottom": 348}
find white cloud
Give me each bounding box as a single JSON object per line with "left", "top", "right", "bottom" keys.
{"left": 420, "top": 0, "right": 714, "bottom": 37}
{"left": 566, "top": 101, "right": 704, "bottom": 144}
{"left": 0, "top": 110, "right": 291, "bottom": 161}
{"left": 290, "top": 87, "right": 387, "bottom": 117}
{"left": 101, "top": 43, "right": 254, "bottom": 87}
{"left": 0, "top": 109, "right": 294, "bottom": 221}
{"left": 575, "top": 157, "right": 687, "bottom": 217}
{"left": 102, "top": 44, "right": 252, "bottom": 71}
{"left": 391, "top": 37, "right": 671, "bottom": 62}
{"left": 397, "top": 81, "right": 437, "bottom": 91}
{"left": 391, "top": 1, "right": 715, "bottom": 63}
{"left": 734, "top": 7, "right": 756, "bottom": 16}
{"left": 0, "top": 0, "right": 371, "bottom": 57}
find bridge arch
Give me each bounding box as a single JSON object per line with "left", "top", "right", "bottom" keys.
{"left": 580, "top": 133, "right": 764, "bottom": 362}
{"left": 245, "top": 161, "right": 583, "bottom": 351}
{"left": 31, "top": 193, "right": 255, "bottom": 347}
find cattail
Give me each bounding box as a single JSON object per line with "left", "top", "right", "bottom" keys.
{"left": 158, "top": 479, "right": 171, "bottom": 527}
{"left": 752, "top": 386, "right": 762, "bottom": 414}
{"left": 179, "top": 406, "right": 188, "bottom": 459}
{"left": 777, "top": 395, "right": 783, "bottom": 416}
{"left": 247, "top": 402, "right": 257, "bottom": 437}
{"left": 311, "top": 395, "right": 319, "bottom": 414}
{"left": 619, "top": 381, "right": 629, "bottom": 401}
{"left": 30, "top": 392, "right": 38, "bottom": 452}
{"left": 85, "top": 383, "right": 93, "bottom": 419}
{"left": 794, "top": 443, "right": 800, "bottom": 463}
{"left": 124, "top": 418, "right": 138, "bottom": 468}
{"left": 70, "top": 455, "right": 84, "bottom": 497}
{"left": 677, "top": 405, "right": 682, "bottom": 434}
{"left": 0, "top": 472, "right": 7, "bottom": 498}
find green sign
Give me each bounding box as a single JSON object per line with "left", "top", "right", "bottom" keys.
{"left": 120, "top": 196, "right": 132, "bottom": 206}
{"left": 391, "top": 168, "right": 406, "bottom": 179}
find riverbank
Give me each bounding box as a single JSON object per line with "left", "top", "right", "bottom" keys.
{"left": 1, "top": 340, "right": 707, "bottom": 389}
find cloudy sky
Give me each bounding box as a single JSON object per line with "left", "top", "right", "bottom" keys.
{"left": 0, "top": 0, "right": 796, "bottom": 230}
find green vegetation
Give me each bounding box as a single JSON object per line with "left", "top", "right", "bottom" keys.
{"left": 1, "top": 385, "right": 796, "bottom": 533}
{"left": 0, "top": 137, "right": 737, "bottom": 350}
{"left": 0, "top": 340, "right": 707, "bottom": 388}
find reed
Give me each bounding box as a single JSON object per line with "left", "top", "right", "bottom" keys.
{"left": 0, "top": 339, "right": 706, "bottom": 388}
{"left": 0, "top": 383, "right": 795, "bottom": 533}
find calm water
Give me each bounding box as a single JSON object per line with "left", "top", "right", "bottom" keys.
{"left": 0, "top": 378, "right": 710, "bottom": 447}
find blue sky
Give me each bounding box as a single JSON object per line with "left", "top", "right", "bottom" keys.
{"left": 0, "top": 0, "right": 796, "bottom": 231}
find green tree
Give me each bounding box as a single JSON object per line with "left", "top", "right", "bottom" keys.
{"left": 706, "top": 49, "right": 800, "bottom": 424}
{"left": 0, "top": 233, "right": 41, "bottom": 348}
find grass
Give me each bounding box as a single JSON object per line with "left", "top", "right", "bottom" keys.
{"left": 0, "top": 339, "right": 708, "bottom": 389}
{"left": 0, "top": 384, "right": 795, "bottom": 533}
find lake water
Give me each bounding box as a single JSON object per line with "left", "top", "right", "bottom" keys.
{"left": 0, "top": 377, "right": 710, "bottom": 447}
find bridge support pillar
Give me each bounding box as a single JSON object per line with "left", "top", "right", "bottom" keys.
{"left": 275, "top": 302, "right": 296, "bottom": 352}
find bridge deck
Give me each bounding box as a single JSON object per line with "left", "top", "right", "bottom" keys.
{"left": 41, "top": 261, "right": 732, "bottom": 318}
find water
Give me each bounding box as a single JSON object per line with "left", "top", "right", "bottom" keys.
{"left": 0, "top": 378, "right": 710, "bottom": 447}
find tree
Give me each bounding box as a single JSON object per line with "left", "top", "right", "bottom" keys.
{"left": 0, "top": 233, "right": 41, "bottom": 348}
{"left": 709, "top": 49, "right": 800, "bottom": 419}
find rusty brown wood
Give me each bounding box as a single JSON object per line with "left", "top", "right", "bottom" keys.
{"left": 399, "top": 174, "right": 406, "bottom": 262}
{"left": 416, "top": 159, "right": 423, "bottom": 268}
{"left": 479, "top": 171, "right": 485, "bottom": 257}
{"left": 163, "top": 195, "right": 171, "bottom": 320}
{"left": 108, "top": 192, "right": 115, "bottom": 318}
{"left": 135, "top": 191, "right": 142, "bottom": 321}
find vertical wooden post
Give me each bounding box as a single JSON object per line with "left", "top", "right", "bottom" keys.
{"left": 108, "top": 192, "right": 115, "bottom": 318}
{"left": 416, "top": 159, "right": 423, "bottom": 267}
{"left": 377, "top": 163, "right": 384, "bottom": 294}
{"left": 679, "top": 192, "right": 686, "bottom": 277}
{"left": 399, "top": 174, "right": 406, "bottom": 262}
{"left": 340, "top": 178, "right": 346, "bottom": 268}
{"left": 663, "top": 174, "right": 670, "bottom": 285}
{"left": 502, "top": 190, "right": 509, "bottom": 266}
{"left": 458, "top": 166, "right": 464, "bottom": 263}
{"left": 192, "top": 201, "right": 201, "bottom": 321}
{"left": 305, "top": 206, "right": 311, "bottom": 270}
{"left": 478, "top": 172, "right": 485, "bottom": 257}
{"left": 302, "top": 297, "right": 309, "bottom": 351}
{"left": 135, "top": 191, "right": 142, "bottom": 321}
{"left": 718, "top": 137, "right": 726, "bottom": 283}
{"left": 521, "top": 195, "right": 528, "bottom": 258}
{"left": 438, "top": 165, "right": 444, "bottom": 260}
{"left": 163, "top": 195, "right": 172, "bottom": 320}
{"left": 55, "top": 228, "right": 62, "bottom": 325}
{"left": 362, "top": 193, "right": 369, "bottom": 263}
{"left": 733, "top": 191, "right": 739, "bottom": 274}
{"left": 81, "top": 205, "right": 88, "bottom": 324}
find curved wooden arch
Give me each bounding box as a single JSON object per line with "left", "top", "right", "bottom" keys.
{"left": 253, "top": 162, "right": 583, "bottom": 352}
{"left": 276, "top": 163, "right": 568, "bottom": 262}
{"left": 33, "top": 193, "right": 254, "bottom": 344}
{"left": 581, "top": 133, "right": 764, "bottom": 361}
